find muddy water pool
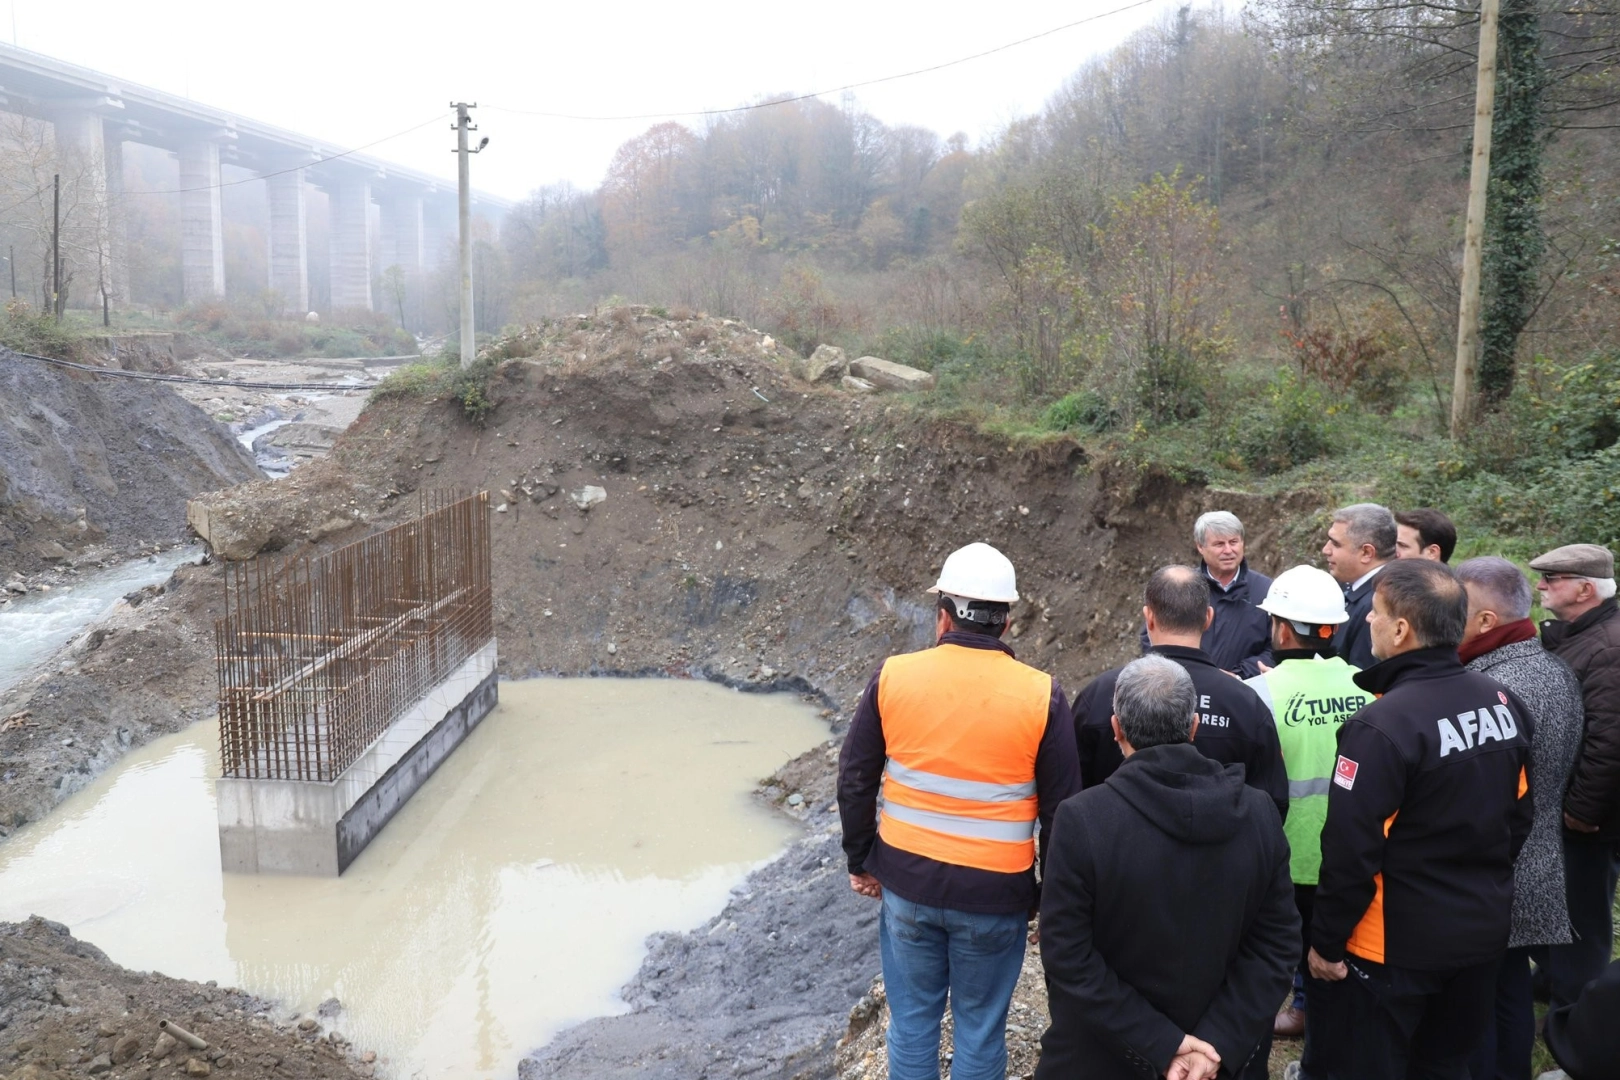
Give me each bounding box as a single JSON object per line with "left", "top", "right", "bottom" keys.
{"left": 0, "top": 677, "right": 829, "bottom": 1078}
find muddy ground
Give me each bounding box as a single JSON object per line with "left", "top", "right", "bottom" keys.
{"left": 0, "top": 917, "right": 377, "bottom": 1080}
{"left": 1, "top": 308, "right": 1325, "bottom": 1079}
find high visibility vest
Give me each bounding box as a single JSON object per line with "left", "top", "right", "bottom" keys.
{"left": 1250, "top": 656, "right": 1370, "bottom": 885}
{"left": 876, "top": 643, "right": 1052, "bottom": 874}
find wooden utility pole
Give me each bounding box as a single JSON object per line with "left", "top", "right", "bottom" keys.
{"left": 1452, "top": 0, "right": 1501, "bottom": 437}
{"left": 51, "top": 173, "right": 62, "bottom": 321}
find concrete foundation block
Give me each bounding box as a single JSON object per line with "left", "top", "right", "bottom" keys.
{"left": 218, "top": 640, "right": 498, "bottom": 875}
{"left": 849, "top": 356, "right": 936, "bottom": 392}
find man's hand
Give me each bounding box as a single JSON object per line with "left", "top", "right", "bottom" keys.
{"left": 848, "top": 872, "right": 882, "bottom": 898}
{"left": 1166, "top": 1035, "right": 1220, "bottom": 1080}
{"left": 1564, "top": 812, "right": 1601, "bottom": 834}
{"left": 1257, "top": 659, "right": 1274, "bottom": 674}
{"left": 1308, "top": 947, "right": 1347, "bottom": 982}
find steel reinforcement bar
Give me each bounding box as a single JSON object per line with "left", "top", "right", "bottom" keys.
{"left": 216, "top": 490, "right": 492, "bottom": 782}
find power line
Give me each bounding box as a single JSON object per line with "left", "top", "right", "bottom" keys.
{"left": 120, "top": 113, "right": 450, "bottom": 196}
{"left": 486, "top": 0, "right": 1164, "bottom": 123}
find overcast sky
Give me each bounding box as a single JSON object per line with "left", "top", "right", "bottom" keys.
{"left": 10, "top": 0, "right": 1177, "bottom": 202}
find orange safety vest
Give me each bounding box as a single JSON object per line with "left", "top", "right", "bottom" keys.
{"left": 876, "top": 643, "right": 1052, "bottom": 874}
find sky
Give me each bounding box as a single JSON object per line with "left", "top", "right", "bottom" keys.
{"left": 7, "top": 0, "right": 1179, "bottom": 202}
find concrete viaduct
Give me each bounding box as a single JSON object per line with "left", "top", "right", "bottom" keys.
{"left": 0, "top": 41, "right": 509, "bottom": 313}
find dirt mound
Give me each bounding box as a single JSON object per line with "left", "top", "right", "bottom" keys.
{"left": 0, "top": 917, "right": 374, "bottom": 1079}
{"left": 10, "top": 308, "right": 1318, "bottom": 1080}
{"left": 0, "top": 348, "right": 261, "bottom": 579}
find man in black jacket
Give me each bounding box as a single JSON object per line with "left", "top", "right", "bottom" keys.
{"left": 1079, "top": 565, "right": 1288, "bottom": 822}
{"left": 1532, "top": 542, "right": 1620, "bottom": 1010}
{"left": 1038, "top": 654, "right": 1298, "bottom": 1080}
{"left": 1322, "top": 503, "right": 1397, "bottom": 670}
{"left": 1138, "top": 511, "right": 1274, "bottom": 676}
{"left": 1306, "top": 559, "right": 1533, "bottom": 1078}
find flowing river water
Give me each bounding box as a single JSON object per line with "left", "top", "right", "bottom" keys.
{"left": 0, "top": 677, "right": 829, "bottom": 1078}
{"left": 0, "top": 546, "right": 202, "bottom": 694}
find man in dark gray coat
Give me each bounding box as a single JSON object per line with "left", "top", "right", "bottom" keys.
{"left": 1455, "top": 557, "right": 1583, "bottom": 1080}
{"left": 1038, "top": 655, "right": 1297, "bottom": 1080}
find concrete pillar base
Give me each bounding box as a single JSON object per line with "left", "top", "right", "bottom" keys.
{"left": 217, "top": 639, "right": 498, "bottom": 876}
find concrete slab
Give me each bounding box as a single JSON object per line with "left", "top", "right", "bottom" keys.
{"left": 849, "top": 356, "right": 936, "bottom": 392}
{"left": 218, "top": 639, "right": 498, "bottom": 875}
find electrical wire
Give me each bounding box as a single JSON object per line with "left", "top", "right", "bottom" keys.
{"left": 1, "top": 346, "right": 392, "bottom": 391}
{"left": 486, "top": 0, "right": 1164, "bottom": 122}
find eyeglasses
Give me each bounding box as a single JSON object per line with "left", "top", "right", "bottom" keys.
{"left": 1539, "top": 573, "right": 1582, "bottom": 583}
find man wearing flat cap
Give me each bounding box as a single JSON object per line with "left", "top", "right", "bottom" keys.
{"left": 1532, "top": 542, "right": 1620, "bottom": 1008}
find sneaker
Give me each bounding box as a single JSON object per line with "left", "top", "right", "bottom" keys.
{"left": 1273, "top": 1005, "right": 1305, "bottom": 1038}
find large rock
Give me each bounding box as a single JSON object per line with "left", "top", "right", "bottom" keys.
{"left": 792, "top": 344, "right": 848, "bottom": 384}
{"left": 849, "top": 356, "right": 936, "bottom": 392}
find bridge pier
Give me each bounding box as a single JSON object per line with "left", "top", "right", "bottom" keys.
{"left": 265, "top": 168, "right": 309, "bottom": 314}
{"left": 378, "top": 193, "right": 423, "bottom": 324}
{"left": 49, "top": 106, "right": 121, "bottom": 306}
{"left": 328, "top": 176, "right": 372, "bottom": 311}
{"left": 179, "top": 140, "right": 226, "bottom": 302}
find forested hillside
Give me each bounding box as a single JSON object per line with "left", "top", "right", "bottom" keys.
{"left": 486, "top": 0, "right": 1620, "bottom": 552}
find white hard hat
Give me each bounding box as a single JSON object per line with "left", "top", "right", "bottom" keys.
{"left": 1259, "top": 565, "right": 1349, "bottom": 626}
{"left": 928, "top": 543, "right": 1019, "bottom": 603}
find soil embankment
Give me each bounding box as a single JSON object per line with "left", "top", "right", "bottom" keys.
{"left": 0, "top": 347, "right": 260, "bottom": 580}
{"left": 0, "top": 309, "right": 1321, "bottom": 1080}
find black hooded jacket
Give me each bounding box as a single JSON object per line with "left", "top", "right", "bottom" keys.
{"left": 1311, "top": 647, "right": 1534, "bottom": 970}
{"left": 1036, "top": 743, "right": 1298, "bottom": 1080}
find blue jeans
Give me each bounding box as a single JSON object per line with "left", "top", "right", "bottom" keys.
{"left": 879, "top": 890, "right": 1027, "bottom": 1080}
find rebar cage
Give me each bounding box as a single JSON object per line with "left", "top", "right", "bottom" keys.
{"left": 216, "top": 491, "right": 493, "bottom": 782}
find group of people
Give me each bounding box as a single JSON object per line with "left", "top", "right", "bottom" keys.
{"left": 836, "top": 505, "right": 1620, "bottom": 1080}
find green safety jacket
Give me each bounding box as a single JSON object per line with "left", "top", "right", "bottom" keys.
{"left": 1245, "top": 653, "right": 1369, "bottom": 885}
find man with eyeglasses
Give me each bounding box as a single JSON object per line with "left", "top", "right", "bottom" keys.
{"left": 1531, "top": 542, "right": 1620, "bottom": 1010}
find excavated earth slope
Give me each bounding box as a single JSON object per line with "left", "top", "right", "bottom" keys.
{"left": 0, "top": 309, "right": 1322, "bottom": 1080}
{"left": 0, "top": 348, "right": 260, "bottom": 579}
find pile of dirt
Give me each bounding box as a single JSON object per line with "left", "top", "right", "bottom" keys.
{"left": 0, "top": 917, "right": 376, "bottom": 1080}
{"left": 0, "top": 348, "right": 261, "bottom": 580}
{"left": 4, "top": 307, "right": 1321, "bottom": 1079}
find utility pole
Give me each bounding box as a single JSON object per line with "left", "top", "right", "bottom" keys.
{"left": 51, "top": 173, "right": 61, "bottom": 321}
{"left": 452, "top": 102, "right": 478, "bottom": 370}
{"left": 1452, "top": 0, "right": 1501, "bottom": 438}
{"left": 8, "top": 245, "right": 15, "bottom": 300}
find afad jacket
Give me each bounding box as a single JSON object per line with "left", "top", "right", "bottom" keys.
{"left": 1543, "top": 598, "right": 1620, "bottom": 838}
{"left": 1312, "top": 647, "right": 1534, "bottom": 971}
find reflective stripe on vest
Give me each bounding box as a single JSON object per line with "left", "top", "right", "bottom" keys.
{"left": 1256, "top": 656, "right": 1369, "bottom": 886}
{"left": 875, "top": 643, "right": 1051, "bottom": 875}
{"left": 883, "top": 760, "right": 1037, "bottom": 803}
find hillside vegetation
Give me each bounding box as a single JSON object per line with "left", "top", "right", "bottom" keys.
{"left": 487, "top": 1, "right": 1620, "bottom": 552}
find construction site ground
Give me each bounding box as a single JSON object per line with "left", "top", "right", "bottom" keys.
{"left": 1, "top": 308, "right": 1321, "bottom": 1080}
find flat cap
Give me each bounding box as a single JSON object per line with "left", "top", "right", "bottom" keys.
{"left": 1529, "top": 543, "right": 1614, "bottom": 578}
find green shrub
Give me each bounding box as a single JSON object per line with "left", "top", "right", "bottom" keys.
{"left": 0, "top": 300, "right": 82, "bottom": 360}
{"left": 1043, "top": 390, "right": 1119, "bottom": 433}
{"left": 1231, "top": 370, "right": 1333, "bottom": 475}
{"left": 1135, "top": 346, "right": 1209, "bottom": 424}
{"left": 449, "top": 358, "right": 499, "bottom": 425}
{"left": 1529, "top": 352, "right": 1620, "bottom": 459}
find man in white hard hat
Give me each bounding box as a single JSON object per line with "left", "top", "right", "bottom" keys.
{"left": 1242, "top": 566, "right": 1369, "bottom": 1055}
{"left": 837, "top": 542, "right": 1080, "bottom": 1080}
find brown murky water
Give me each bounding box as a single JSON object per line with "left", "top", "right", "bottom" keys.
{"left": 0, "top": 678, "right": 829, "bottom": 1078}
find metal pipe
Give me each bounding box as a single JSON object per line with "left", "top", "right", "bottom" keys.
{"left": 159, "top": 1019, "right": 208, "bottom": 1050}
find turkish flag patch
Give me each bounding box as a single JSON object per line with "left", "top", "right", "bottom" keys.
{"left": 1334, "top": 756, "right": 1359, "bottom": 790}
